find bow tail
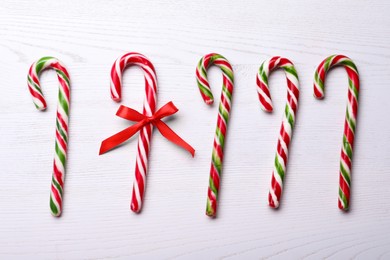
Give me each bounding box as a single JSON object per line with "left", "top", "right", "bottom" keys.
{"left": 154, "top": 120, "right": 195, "bottom": 157}
{"left": 99, "top": 121, "right": 145, "bottom": 155}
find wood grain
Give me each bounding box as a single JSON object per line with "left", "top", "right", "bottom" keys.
{"left": 1, "top": 0, "right": 390, "bottom": 259}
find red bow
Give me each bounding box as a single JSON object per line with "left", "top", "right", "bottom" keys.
{"left": 99, "top": 101, "right": 195, "bottom": 156}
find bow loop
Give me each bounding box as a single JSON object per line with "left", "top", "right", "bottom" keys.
{"left": 116, "top": 106, "right": 145, "bottom": 121}
{"left": 153, "top": 101, "right": 179, "bottom": 119}
{"left": 99, "top": 102, "right": 195, "bottom": 157}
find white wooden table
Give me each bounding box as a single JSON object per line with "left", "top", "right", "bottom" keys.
{"left": 1, "top": 0, "right": 390, "bottom": 259}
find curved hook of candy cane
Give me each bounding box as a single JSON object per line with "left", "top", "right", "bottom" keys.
{"left": 313, "top": 54, "right": 359, "bottom": 211}
{"left": 27, "top": 56, "right": 71, "bottom": 217}
{"left": 256, "top": 56, "right": 299, "bottom": 209}
{"left": 109, "top": 52, "right": 158, "bottom": 213}
{"left": 196, "top": 53, "right": 234, "bottom": 217}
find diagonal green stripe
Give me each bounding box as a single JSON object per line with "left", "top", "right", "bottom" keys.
{"left": 219, "top": 105, "right": 229, "bottom": 125}
{"left": 340, "top": 163, "right": 351, "bottom": 186}
{"left": 56, "top": 70, "right": 70, "bottom": 85}
{"left": 58, "top": 90, "right": 69, "bottom": 115}
{"left": 55, "top": 142, "right": 66, "bottom": 167}
{"left": 260, "top": 71, "right": 268, "bottom": 85}
{"left": 197, "top": 83, "right": 213, "bottom": 100}
{"left": 345, "top": 109, "right": 356, "bottom": 133}
{"left": 274, "top": 156, "right": 285, "bottom": 182}
{"left": 349, "top": 79, "right": 359, "bottom": 101}
{"left": 28, "top": 76, "right": 45, "bottom": 96}
{"left": 35, "top": 56, "right": 53, "bottom": 73}
{"left": 50, "top": 197, "right": 59, "bottom": 215}
{"left": 209, "top": 174, "right": 218, "bottom": 195}
{"left": 223, "top": 84, "right": 232, "bottom": 100}
{"left": 339, "top": 188, "right": 349, "bottom": 209}
{"left": 52, "top": 176, "right": 63, "bottom": 196}
{"left": 283, "top": 66, "right": 298, "bottom": 79}
{"left": 341, "top": 60, "right": 358, "bottom": 72}
{"left": 343, "top": 136, "right": 353, "bottom": 159}
{"left": 201, "top": 65, "right": 207, "bottom": 78}
{"left": 324, "top": 55, "right": 335, "bottom": 72}
{"left": 214, "top": 127, "right": 225, "bottom": 149}
{"left": 221, "top": 67, "right": 234, "bottom": 83}
{"left": 285, "top": 105, "right": 295, "bottom": 129}
{"left": 56, "top": 119, "right": 68, "bottom": 144}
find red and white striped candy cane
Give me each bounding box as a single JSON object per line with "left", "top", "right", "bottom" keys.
{"left": 27, "top": 56, "right": 70, "bottom": 217}
{"left": 314, "top": 55, "right": 359, "bottom": 210}
{"left": 110, "top": 52, "right": 157, "bottom": 213}
{"left": 256, "top": 56, "right": 299, "bottom": 208}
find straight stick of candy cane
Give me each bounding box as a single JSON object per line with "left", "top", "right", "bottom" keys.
{"left": 27, "top": 56, "right": 70, "bottom": 217}
{"left": 196, "top": 53, "right": 234, "bottom": 217}
{"left": 314, "top": 55, "right": 359, "bottom": 211}
{"left": 256, "top": 56, "right": 299, "bottom": 208}
{"left": 110, "top": 52, "right": 157, "bottom": 213}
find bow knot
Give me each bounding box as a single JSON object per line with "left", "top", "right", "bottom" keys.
{"left": 99, "top": 101, "right": 195, "bottom": 156}
{"left": 144, "top": 117, "right": 153, "bottom": 123}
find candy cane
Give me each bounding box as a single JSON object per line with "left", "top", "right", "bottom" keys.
{"left": 27, "top": 56, "right": 70, "bottom": 217}
{"left": 110, "top": 52, "right": 157, "bottom": 213}
{"left": 314, "top": 55, "right": 359, "bottom": 210}
{"left": 256, "top": 56, "right": 299, "bottom": 208}
{"left": 196, "top": 53, "right": 234, "bottom": 217}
